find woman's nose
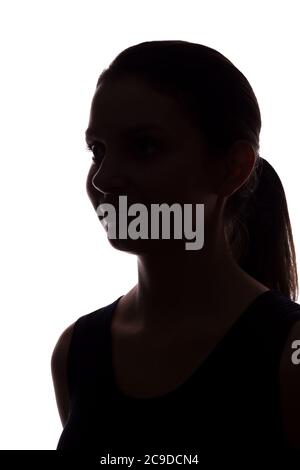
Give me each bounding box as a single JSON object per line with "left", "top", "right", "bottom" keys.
{"left": 90, "top": 154, "right": 127, "bottom": 196}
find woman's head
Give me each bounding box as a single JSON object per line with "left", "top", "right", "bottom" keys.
{"left": 85, "top": 40, "right": 298, "bottom": 300}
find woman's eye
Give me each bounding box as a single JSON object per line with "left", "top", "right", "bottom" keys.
{"left": 85, "top": 142, "right": 104, "bottom": 163}
{"left": 135, "top": 136, "right": 159, "bottom": 155}
{"left": 85, "top": 136, "right": 159, "bottom": 163}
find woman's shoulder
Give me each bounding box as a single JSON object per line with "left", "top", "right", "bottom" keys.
{"left": 51, "top": 321, "right": 76, "bottom": 427}
{"left": 51, "top": 295, "right": 123, "bottom": 425}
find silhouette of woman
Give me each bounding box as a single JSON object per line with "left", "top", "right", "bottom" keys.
{"left": 52, "top": 40, "right": 300, "bottom": 452}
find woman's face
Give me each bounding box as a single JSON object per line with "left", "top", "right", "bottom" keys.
{"left": 85, "top": 75, "right": 221, "bottom": 254}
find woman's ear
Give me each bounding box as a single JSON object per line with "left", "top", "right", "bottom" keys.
{"left": 217, "top": 140, "right": 256, "bottom": 198}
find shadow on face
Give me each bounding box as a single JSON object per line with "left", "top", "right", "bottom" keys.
{"left": 85, "top": 75, "right": 220, "bottom": 255}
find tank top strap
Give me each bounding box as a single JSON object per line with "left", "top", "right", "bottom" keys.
{"left": 236, "top": 289, "right": 300, "bottom": 377}
{"left": 67, "top": 296, "right": 123, "bottom": 407}
{"left": 243, "top": 289, "right": 300, "bottom": 367}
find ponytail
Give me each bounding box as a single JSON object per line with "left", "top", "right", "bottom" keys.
{"left": 226, "top": 156, "right": 298, "bottom": 301}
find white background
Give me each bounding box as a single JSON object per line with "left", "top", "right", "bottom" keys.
{"left": 0, "top": 0, "right": 299, "bottom": 450}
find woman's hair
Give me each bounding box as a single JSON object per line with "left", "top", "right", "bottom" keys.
{"left": 96, "top": 40, "right": 298, "bottom": 301}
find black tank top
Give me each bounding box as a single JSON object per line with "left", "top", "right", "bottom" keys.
{"left": 56, "top": 289, "right": 300, "bottom": 453}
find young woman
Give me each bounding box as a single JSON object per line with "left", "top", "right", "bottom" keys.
{"left": 52, "top": 40, "right": 300, "bottom": 452}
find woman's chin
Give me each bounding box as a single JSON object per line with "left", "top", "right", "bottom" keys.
{"left": 106, "top": 233, "right": 187, "bottom": 255}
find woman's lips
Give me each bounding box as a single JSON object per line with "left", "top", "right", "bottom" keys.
{"left": 96, "top": 195, "right": 148, "bottom": 223}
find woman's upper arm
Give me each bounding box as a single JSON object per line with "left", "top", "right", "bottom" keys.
{"left": 279, "top": 319, "right": 300, "bottom": 448}
{"left": 51, "top": 322, "right": 75, "bottom": 428}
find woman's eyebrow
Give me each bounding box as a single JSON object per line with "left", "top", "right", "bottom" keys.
{"left": 85, "top": 124, "right": 165, "bottom": 143}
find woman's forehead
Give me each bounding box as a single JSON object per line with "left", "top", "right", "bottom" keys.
{"left": 88, "top": 78, "right": 202, "bottom": 143}
{"left": 91, "top": 77, "right": 179, "bottom": 119}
